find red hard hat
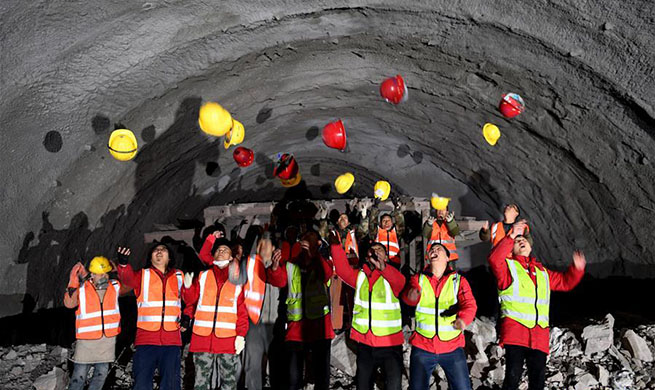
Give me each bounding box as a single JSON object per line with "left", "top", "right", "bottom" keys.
{"left": 380, "top": 75, "right": 407, "bottom": 104}
{"left": 273, "top": 153, "right": 299, "bottom": 180}
{"left": 233, "top": 147, "right": 254, "bottom": 167}
{"left": 322, "top": 120, "right": 347, "bottom": 151}
{"left": 499, "top": 93, "right": 525, "bottom": 119}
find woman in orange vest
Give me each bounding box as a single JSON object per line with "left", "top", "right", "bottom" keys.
{"left": 117, "top": 243, "right": 185, "bottom": 390}
{"left": 478, "top": 204, "right": 532, "bottom": 247}
{"left": 64, "top": 257, "right": 122, "bottom": 390}
{"left": 364, "top": 198, "right": 405, "bottom": 267}
{"left": 183, "top": 236, "right": 250, "bottom": 390}
{"left": 422, "top": 208, "right": 460, "bottom": 261}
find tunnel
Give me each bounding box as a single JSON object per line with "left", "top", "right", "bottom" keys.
{"left": 0, "top": 0, "right": 654, "bottom": 387}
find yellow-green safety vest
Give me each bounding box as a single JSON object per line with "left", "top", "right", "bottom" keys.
{"left": 498, "top": 258, "right": 550, "bottom": 328}
{"left": 286, "top": 262, "right": 330, "bottom": 321}
{"left": 352, "top": 270, "right": 402, "bottom": 336}
{"left": 415, "top": 273, "right": 461, "bottom": 341}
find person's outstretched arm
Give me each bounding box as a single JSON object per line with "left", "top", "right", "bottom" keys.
{"left": 331, "top": 243, "right": 358, "bottom": 288}
{"left": 547, "top": 250, "right": 586, "bottom": 292}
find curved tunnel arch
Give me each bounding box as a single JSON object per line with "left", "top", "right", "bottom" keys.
{"left": 1, "top": 1, "right": 654, "bottom": 313}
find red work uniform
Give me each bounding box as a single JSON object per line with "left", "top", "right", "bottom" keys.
{"left": 488, "top": 236, "right": 584, "bottom": 354}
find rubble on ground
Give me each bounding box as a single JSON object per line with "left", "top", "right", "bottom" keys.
{"left": 0, "top": 315, "right": 653, "bottom": 389}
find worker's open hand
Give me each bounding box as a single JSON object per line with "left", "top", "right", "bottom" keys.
{"left": 482, "top": 221, "right": 489, "bottom": 231}
{"left": 509, "top": 220, "right": 528, "bottom": 239}
{"left": 348, "top": 197, "right": 359, "bottom": 210}
{"left": 453, "top": 318, "right": 467, "bottom": 331}
{"left": 235, "top": 336, "right": 246, "bottom": 354}
{"left": 270, "top": 249, "right": 282, "bottom": 271}
{"left": 117, "top": 247, "right": 131, "bottom": 265}
{"left": 407, "top": 287, "right": 420, "bottom": 302}
{"left": 213, "top": 230, "right": 224, "bottom": 239}
{"left": 572, "top": 250, "right": 586, "bottom": 271}
{"left": 426, "top": 216, "right": 435, "bottom": 225}
{"left": 183, "top": 272, "right": 194, "bottom": 289}
{"left": 258, "top": 237, "right": 274, "bottom": 262}
{"left": 358, "top": 198, "right": 373, "bottom": 218}
{"left": 445, "top": 212, "right": 455, "bottom": 223}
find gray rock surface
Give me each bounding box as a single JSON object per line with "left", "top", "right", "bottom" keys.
{"left": 32, "top": 367, "right": 66, "bottom": 390}
{"left": 581, "top": 313, "right": 614, "bottom": 355}
{"left": 623, "top": 329, "right": 654, "bottom": 362}
{"left": 0, "top": 0, "right": 654, "bottom": 314}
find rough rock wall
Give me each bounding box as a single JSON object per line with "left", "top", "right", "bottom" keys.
{"left": 0, "top": 1, "right": 654, "bottom": 314}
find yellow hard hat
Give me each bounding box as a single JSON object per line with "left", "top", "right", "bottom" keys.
{"left": 280, "top": 173, "right": 302, "bottom": 187}
{"left": 224, "top": 120, "right": 245, "bottom": 149}
{"left": 374, "top": 180, "right": 391, "bottom": 201}
{"left": 430, "top": 193, "right": 450, "bottom": 210}
{"left": 108, "top": 129, "right": 138, "bottom": 161}
{"left": 88, "top": 256, "right": 112, "bottom": 274}
{"left": 199, "top": 102, "right": 233, "bottom": 137}
{"left": 483, "top": 123, "right": 501, "bottom": 146}
{"left": 335, "top": 173, "right": 355, "bottom": 194}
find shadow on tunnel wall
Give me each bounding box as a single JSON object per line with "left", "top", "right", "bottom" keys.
{"left": 4, "top": 97, "right": 224, "bottom": 347}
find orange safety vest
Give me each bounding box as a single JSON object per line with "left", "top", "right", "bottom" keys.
{"left": 244, "top": 254, "right": 266, "bottom": 324}
{"left": 427, "top": 221, "right": 459, "bottom": 261}
{"left": 192, "top": 268, "right": 243, "bottom": 337}
{"left": 337, "top": 229, "right": 359, "bottom": 257}
{"left": 76, "top": 280, "right": 121, "bottom": 340}
{"left": 376, "top": 227, "right": 400, "bottom": 262}
{"left": 491, "top": 222, "right": 530, "bottom": 247}
{"left": 136, "top": 269, "right": 183, "bottom": 332}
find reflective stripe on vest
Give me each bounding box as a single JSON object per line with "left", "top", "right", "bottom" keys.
{"left": 352, "top": 271, "right": 402, "bottom": 336}
{"left": 498, "top": 259, "right": 550, "bottom": 328}
{"left": 136, "top": 269, "right": 182, "bottom": 331}
{"left": 426, "top": 222, "right": 458, "bottom": 260}
{"left": 286, "top": 263, "right": 330, "bottom": 321}
{"left": 192, "top": 269, "right": 242, "bottom": 337}
{"left": 76, "top": 280, "right": 121, "bottom": 340}
{"left": 244, "top": 254, "right": 266, "bottom": 324}
{"left": 415, "top": 274, "right": 461, "bottom": 341}
{"left": 376, "top": 227, "right": 399, "bottom": 258}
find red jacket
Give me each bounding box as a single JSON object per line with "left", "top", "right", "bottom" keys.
{"left": 199, "top": 234, "right": 217, "bottom": 266}
{"left": 488, "top": 236, "right": 584, "bottom": 354}
{"left": 117, "top": 264, "right": 184, "bottom": 346}
{"left": 266, "top": 252, "right": 335, "bottom": 342}
{"left": 182, "top": 266, "right": 249, "bottom": 354}
{"left": 402, "top": 268, "right": 477, "bottom": 354}
{"left": 331, "top": 244, "right": 406, "bottom": 347}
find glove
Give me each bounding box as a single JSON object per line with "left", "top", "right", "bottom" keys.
{"left": 235, "top": 335, "right": 245, "bottom": 354}
{"left": 67, "top": 262, "right": 84, "bottom": 288}
{"left": 183, "top": 272, "right": 194, "bottom": 288}
{"left": 180, "top": 314, "right": 191, "bottom": 330}
{"left": 446, "top": 212, "right": 454, "bottom": 223}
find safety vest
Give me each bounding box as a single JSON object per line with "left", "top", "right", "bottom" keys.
{"left": 426, "top": 221, "right": 458, "bottom": 261}
{"left": 136, "top": 269, "right": 183, "bottom": 332}
{"left": 244, "top": 254, "right": 266, "bottom": 324}
{"left": 415, "top": 273, "right": 461, "bottom": 341}
{"left": 75, "top": 280, "right": 121, "bottom": 340}
{"left": 352, "top": 271, "right": 402, "bottom": 336}
{"left": 337, "top": 229, "right": 359, "bottom": 258}
{"left": 286, "top": 262, "right": 330, "bottom": 321}
{"left": 491, "top": 222, "right": 531, "bottom": 247}
{"left": 498, "top": 258, "right": 550, "bottom": 328}
{"left": 376, "top": 227, "right": 399, "bottom": 259}
{"left": 192, "top": 268, "right": 243, "bottom": 337}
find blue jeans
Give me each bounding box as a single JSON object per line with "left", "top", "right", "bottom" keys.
{"left": 409, "top": 346, "right": 471, "bottom": 390}
{"left": 133, "top": 345, "right": 181, "bottom": 390}
{"left": 67, "top": 363, "right": 109, "bottom": 390}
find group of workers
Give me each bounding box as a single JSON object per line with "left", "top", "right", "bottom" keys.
{"left": 63, "top": 198, "right": 586, "bottom": 390}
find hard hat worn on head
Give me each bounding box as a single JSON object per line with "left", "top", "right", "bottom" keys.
{"left": 108, "top": 129, "right": 138, "bottom": 161}
{"left": 374, "top": 180, "right": 391, "bottom": 201}
{"left": 335, "top": 173, "right": 355, "bottom": 194}
{"left": 224, "top": 120, "right": 245, "bottom": 149}
{"left": 430, "top": 193, "right": 450, "bottom": 210}
{"left": 199, "top": 102, "right": 233, "bottom": 137}
{"left": 88, "top": 256, "right": 112, "bottom": 274}
{"left": 483, "top": 123, "right": 501, "bottom": 146}
{"left": 322, "top": 119, "right": 347, "bottom": 151}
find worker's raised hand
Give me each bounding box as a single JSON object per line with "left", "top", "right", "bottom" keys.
{"left": 348, "top": 197, "right": 359, "bottom": 211}
{"left": 270, "top": 249, "right": 282, "bottom": 271}
{"left": 358, "top": 198, "right": 373, "bottom": 218}
{"left": 213, "top": 230, "right": 224, "bottom": 239}
{"left": 482, "top": 221, "right": 489, "bottom": 231}
{"left": 257, "top": 237, "right": 274, "bottom": 262}
{"left": 407, "top": 287, "right": 420, "bottom": 302}
{"left": 509, "top": 220, "right": 527, "bottom": 239}
{"left": 183, "top": 272, "right": 194, "bottom": 288}
{"left": 117, "top": 247, "right": 131, "bottom": 265}
{"left": 453, "top": 318, "right": 467, "bottom": 331}
{"left": 67, "top": 262, "right": 85, "bottom": 288}
{"left": 426, "top": 215, "right": 436, "bottom": 225}
{"left": 572, "top": 250, "right": 586, "bottom": 271}
{"left": 328, "top": 231, "right": 341, "bottom": 246}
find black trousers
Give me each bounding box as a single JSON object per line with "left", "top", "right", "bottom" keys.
{"left": 287, "top": 339, "right": 331, "bottom": 390}
{"left": 356, "top": 343, "right": 403, "bottom": 390}
{"left": 502, "top": 345, "right": 547, "bottom": 390}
